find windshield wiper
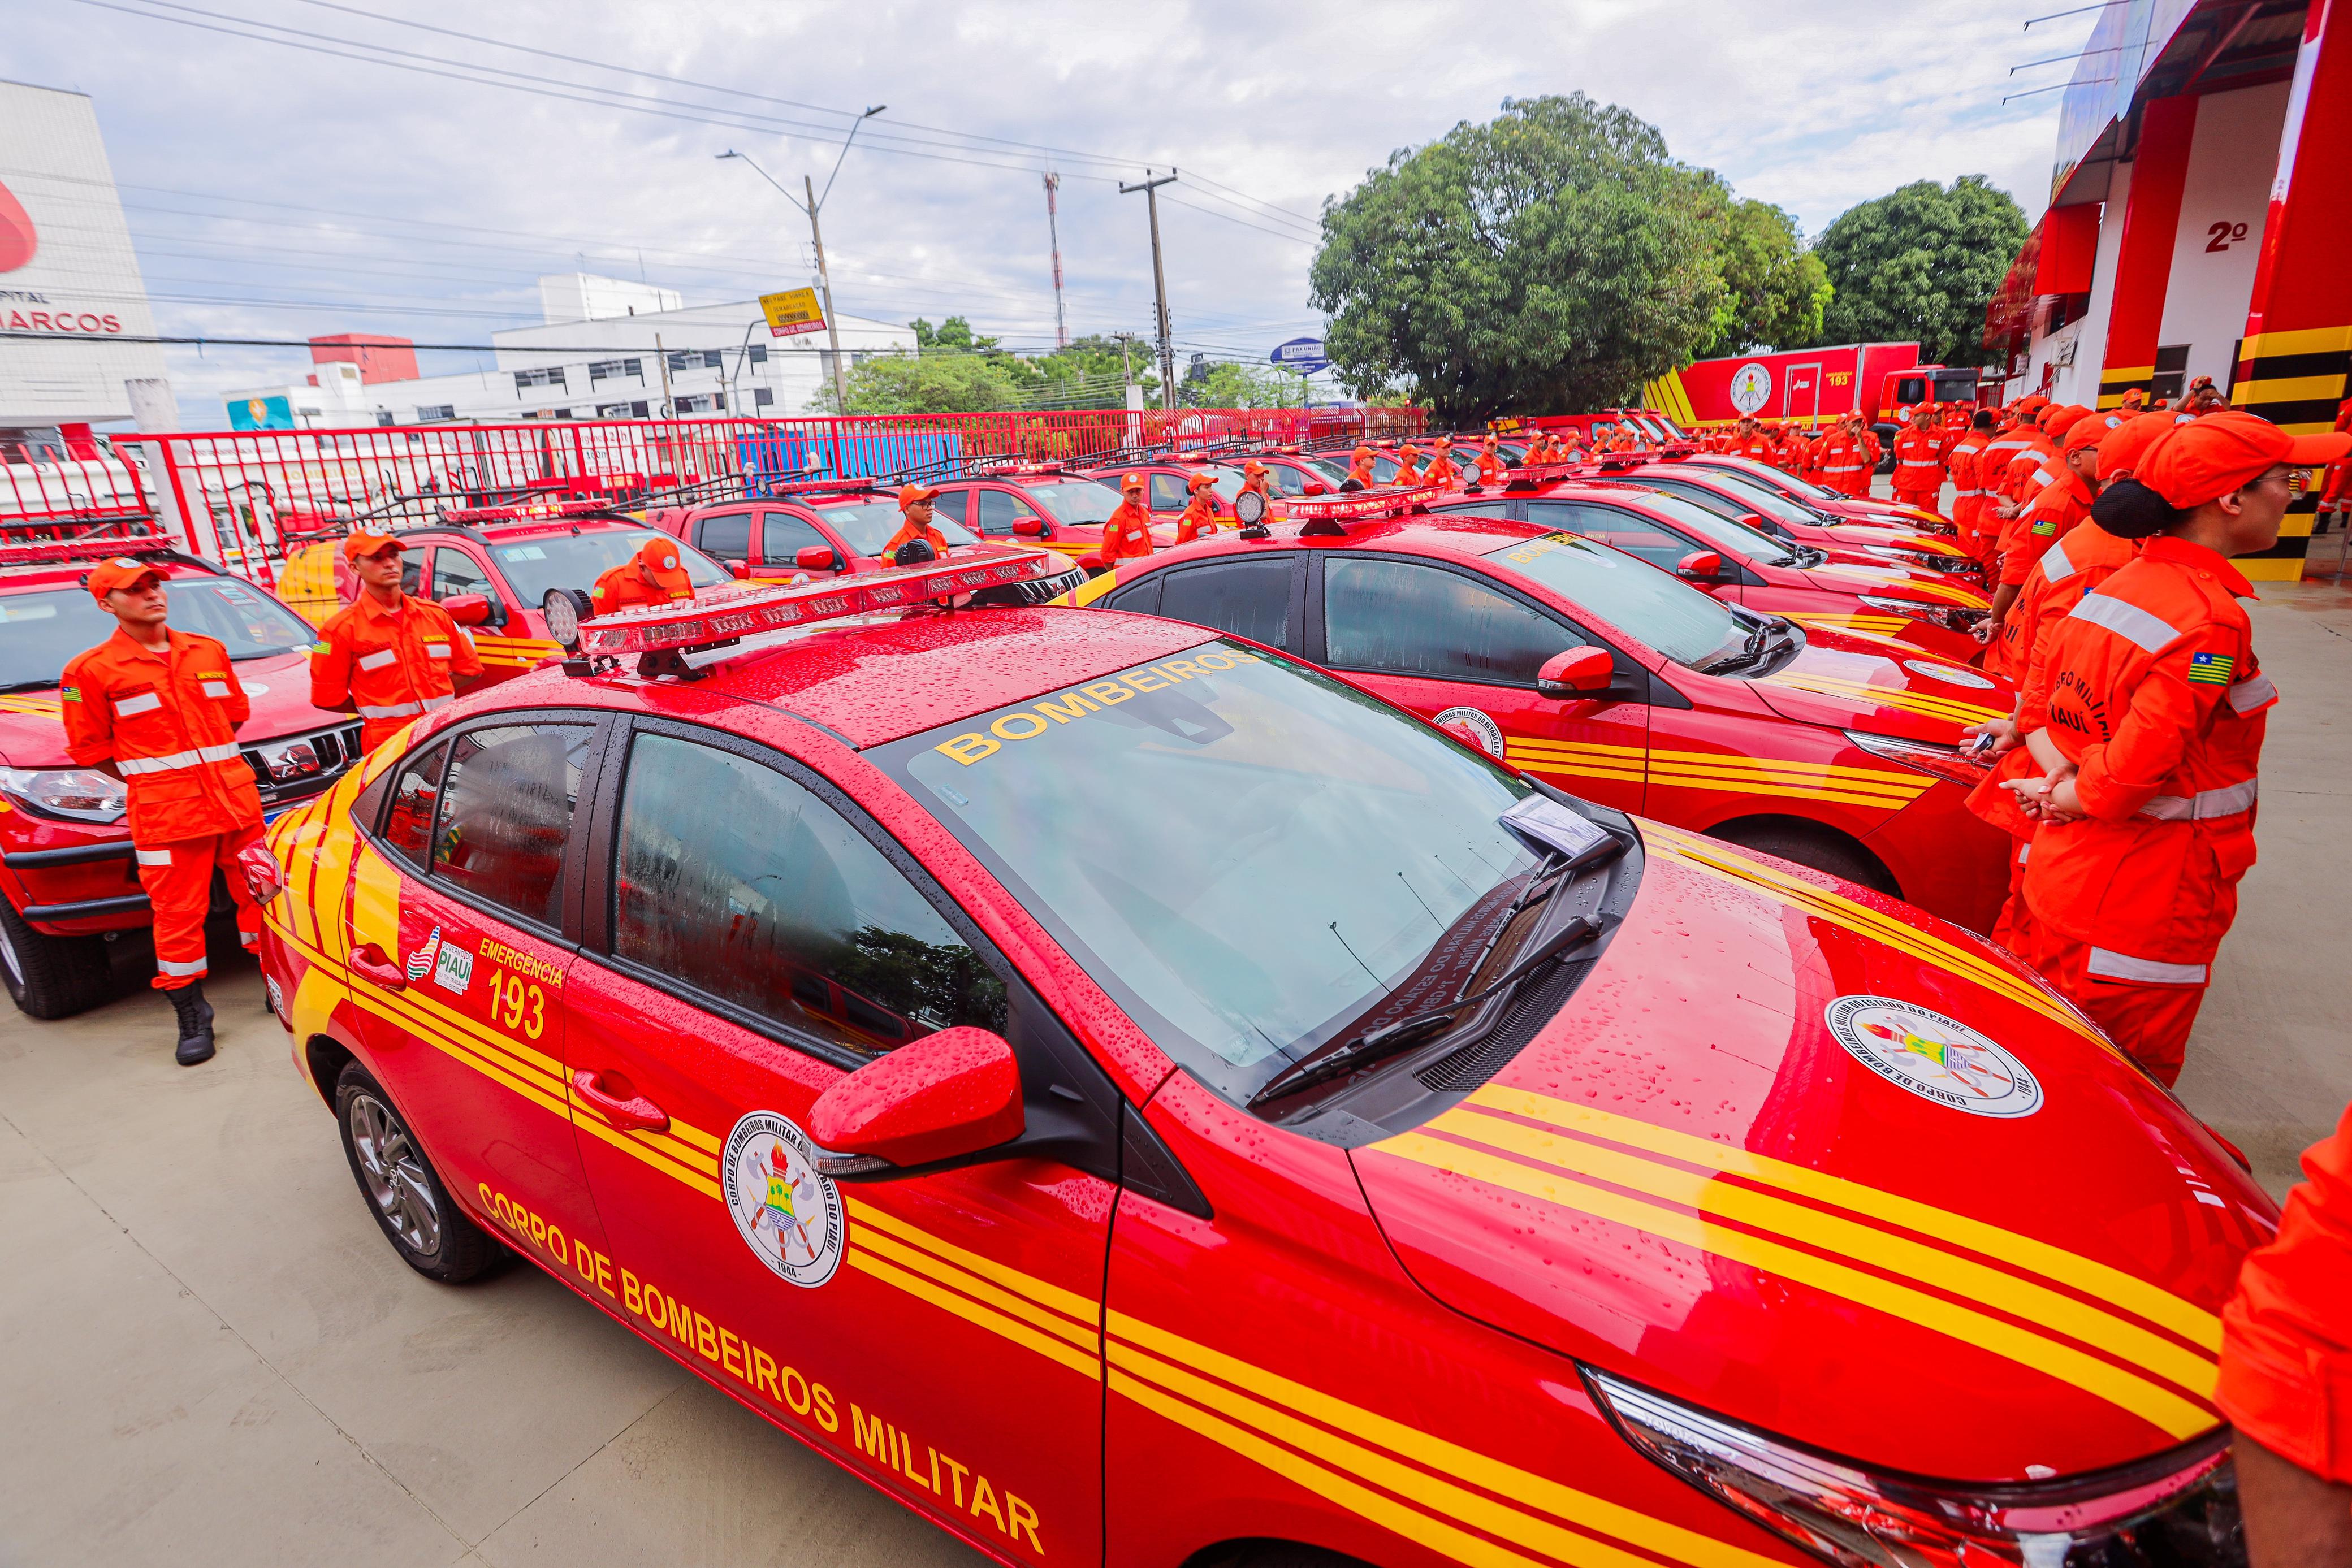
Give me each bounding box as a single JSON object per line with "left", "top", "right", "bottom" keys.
{"left": 1706, "top": 614, "right": 1779, "bottom": 674}
{"left": 1248, "top": 914, "right": 1604, "bottom": 1109}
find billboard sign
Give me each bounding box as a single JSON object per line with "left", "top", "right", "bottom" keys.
{"left": 227, "top": 395, "right": 295, "bottom": 432}
{"left": 1270, "top": 336, "right": 1330, "bottom": 374}
{"left": 760, "top": 287, "right": 827, "bottom": 339}
{"left": 0, "top": 83, "right": 168, "bottom": 425}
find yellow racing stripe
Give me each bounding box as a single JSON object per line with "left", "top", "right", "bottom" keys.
{"left": 847, "top": 1251, "right": 1100, "bottom": 1380}
{"left": 1762, "top": 671, "right": 2007, "bottom": 727}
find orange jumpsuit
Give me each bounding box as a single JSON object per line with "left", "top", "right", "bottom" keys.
{"left": 1474, "top": 451, "right": 1507, "bottom": 486}
{"left": 1891, "top": 427, "right": 1947, "bottom": 513}
{"left": 2218, "top": 1099, "right": 2352, "bottom": 1483}
{"left": 589, "top": 562, "right": 692, "bottom": 616}
{"left": 1727, "top": 432, "right": 1773, "bottom": 462}
{"left": 312, "top": 592, "right": 486, "bottom": 756}
{"left": 2022, "top": 536, "right": 2273, "bottom": 1084}
{"left": 1394, "top": 453, "right": 1425, "bottom": 486}
{"left": 1347, "top": 449, "right": 1377, "bottom": 487}
{"left": 60, "top": 628, "right": 265, "bottom": 989}
{"left": 1174, "top": 491, "right": 1221, "bottom": 545}
{"left": 1096, "top": 498, "right": 1156, "bottom": 563}
{"left": 881, "top": 517, "right": 952, "bottom": 558}
{"left": 2001, "top": 432, "right": 2063, "bottom": 510}
{"left": 1815, "top": 430, "right": 1873, "bottom": 496}
{"left": 1942, "top": 430, "right": 1992, "bottom": 560}
{"left": 1996, "top": 468, "right": 2094, "bottom": 598}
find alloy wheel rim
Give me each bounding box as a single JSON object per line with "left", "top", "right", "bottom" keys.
{"left": 0, "top": 920, "right": 21, "bottom": 989}
{"left": 349, "top": 1092, "right": 441, "bottom": 1255}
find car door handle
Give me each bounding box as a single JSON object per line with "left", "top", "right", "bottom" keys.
{"left": 571, "top": 1069, "right": 669, "bottom": 1133}
{"left": 350, "top": 943, "right": 406, "bottom": 990}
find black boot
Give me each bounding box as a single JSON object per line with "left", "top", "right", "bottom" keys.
{"left": 167, "top": 981, "right": 215, "bottom": 1066}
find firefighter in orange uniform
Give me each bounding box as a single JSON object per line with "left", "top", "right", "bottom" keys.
{"left": 1473, "top": 435, "right": 1508, "bottom": 487}
{"left": 1393, "top": 444, "right": 1425, "bottom": 486}
{"left": 60, "top": 557, "right": 267, "bottom": 1065}
{"left": 1891, "top": 405, "right": 1947, "bottom": 516}
{"left": 1096, "top": 473, "right": 1157, "bottom": 564}
{"left": 880, "top": 483, "right": 952, "bottom": 562}
{"left": 1347, "top": 444, "right": 1377, "bottom": 488}
{"left": 2005, "top": 412, "right": 2350, "bottom": 1084}
{"left": 1423, "top": 439, "right": 1459, "bottom": 491}
{"left": 1237, "top": 459, "right": 1277, "bottom": 506}
{"left": 1174, "top": 471, "right": 1223, "bottom": 544}
{"left": 312, "top": 530, "right": 487, "bottom": 757}
{"left": 1984, "top": 412, "right": 2106, "bottom": 677}
{"left": 586, "top": 534, "right": 697, "bottom": 617}
{"left": 1815, "top": 417, "right": 1874, "bottom": 497}
{"left": 1944, "top": 411, "right": 1995, "bottom": 564}
{"left": 2218, "top": 1101, "right": 2352, "bottom": 1565}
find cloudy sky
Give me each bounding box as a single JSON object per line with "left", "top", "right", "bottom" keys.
{"left": 11, "top": 0, "right": 2098, "bottom": 423}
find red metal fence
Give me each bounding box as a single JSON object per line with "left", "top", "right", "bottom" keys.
{"left": 20, "top": 405, "right": 1427, "bottom": 584}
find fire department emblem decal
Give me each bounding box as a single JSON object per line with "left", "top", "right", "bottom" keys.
{"left": 1901, "top": 659, "right": 1995, "bottom": 691}
{"left": 1728, "top": 362, "right": 1773, "bottom": 415}
{"left": 1826, "top": 996, "right": 2042, "bottom": 1117}
{"left": 1433, "top": 706, "right": 1507, "bottom": 759}
{"left": 722, "top": 1111, "right": 845, "bottom": 1288}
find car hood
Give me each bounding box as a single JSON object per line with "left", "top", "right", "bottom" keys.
{"left": 1814, "top": 521, "right": 1967, "bottom": 559}
{"left": 1735, "top": 639, "right": 2010, "bottom": 743}
{"left": 1801, "top": 558, "right": 1988, "bottom": 610}
{"left": 1349, "top": 826, "right": 2275, "bottom": 1482}
{"left": 0, "top": 649, "right": 344, "bottom": 768}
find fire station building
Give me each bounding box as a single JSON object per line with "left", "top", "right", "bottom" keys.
{"left": 1986, "top": 0, "right": 2350, "bottom": 579}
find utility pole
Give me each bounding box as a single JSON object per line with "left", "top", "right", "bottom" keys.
{"left": 1119, "top": 168, "right": 1179, "bottom": 410}
{"left": 1043, "top": 172, "right": 1068, "bottom": 350}
{"left": 1111, "top": 332, "right": 1135, "bottom": 388}
{"left": 654, "top": 332, "right": 675, "bottom": 415}
{"left": 805, "top": 174, "right": 848, "bottom": 411}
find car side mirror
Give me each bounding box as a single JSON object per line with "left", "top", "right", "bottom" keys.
{"left": 1737, "top": 513, "right": 1770, "bottom": 530}
{"left": 726, "top": 558, "right": 751, "bottom": 579}
{"left": 807, "top": 1026, "right": 1025, "bottom": 1177}
{"left": 1303, "top": 482, "right": 1328, "bottom": 496}
{"left": 1012, "top": 517, "right": 1046, "bottom": 538}
{"left": 1536, "top": 646, "right": 1615, "bottom": 699}
{"left": 1676, "top": 550, "right": 1726, "bottom": 582}
{"left": 795, "top": 545, "right": 840, "bottom": 572}
{"left": 440, "top": 592, "right": 491, "bottom": 627}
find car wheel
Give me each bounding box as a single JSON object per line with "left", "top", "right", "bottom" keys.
{"left": 1709, "top": 821, "right": 1899, "bottom": 898}
{"left": 0, "top": 896, "right": 116, "bottom": 1020}
{"left": 334, "top": 1062, "right": 504, "bottom": 1283}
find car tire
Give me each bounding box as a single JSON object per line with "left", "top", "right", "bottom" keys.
{"left": 0, "top": 897, "right": 116, "bottom": 1020}
{"left": 334, "top": 1062, "right": 505, "bottom": 1284}
{"left": 1190, "top": 1543, "right": 1377, "bottom": 1568}
{"left": 1708, "top": 821, "right": 1900, "bottom": 898}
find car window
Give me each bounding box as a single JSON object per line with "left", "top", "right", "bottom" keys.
{"left": 1590, "top": 488, "right": 1798, "bottom": 564}
{"left": 0, "top": 577, "right": 318, "bottom": 688}
{"left": 612, "top": 733, "right": 1006, "bottom": 1055}
{"left": 1100, "top": 575, "right": 1161, "bottom": 616}
{"left": 430, "top": 723, "right": 592, "bottom": 929}
{"left": 930, "top": 489, "right": 970, "bottom": 525}
{"left": 809, "top": 499, "right": 979, "bottom": 558}
{"left": 489, "top": 528, "right": 730, "bottom": 605}
{"left": 975, "top": 489, "right": 1036, "bottom": 536}
{"left": 1156, "top": 558, "right": 1292, "bottom": 648}
{"left": 401, "top": 550, "right": 425, "bottom": 597}
{"left": 1485, "top": 532, "right": 1743, "bottom": 670}
{"left": 1149, "top": 474, "right": 1190, "bottom": 512}
{"left": 1525, "top": 500, "right": 1690, "bottom": 568}
{"left": 1438, "top": 499, "right": 1514, "bottom": 518}
{"left": 695, "top": 510, "right": 754, "bottom": 561}
{"left": 1323, "top": 557, "right": 1577, "bottom": 686}
{"left": 1647, "top": 473, "right": 1814, "bottom": 529}
{"left": 1026, "top": 480, "right": 1123, "bottom": 526}
{"left": 378, "top": 742, "right": 448, "bottom": 871}
{"left": 429, "top": 547, "right": 504, "bottom": 619}
{"left": 760, "top": 511, "right": 830, "bottom": 565}
{"left": 1262, "top": 465, "right": 1312, "bottom": 497}
{"left": 1369, "top": 456, "right": 1400, "bottom": 482}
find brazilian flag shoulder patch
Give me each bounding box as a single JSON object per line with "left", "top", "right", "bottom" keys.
{"left": 310, "top": 640, "right": 332, "bottom": 656}
{"left": 60, "top": 685, "right": 80, "bottom": 703}
{"left": 2033, "top": 517, "right": 2057, "bottom": 536}
{"left": 2187, "top": 652, "right": 2235, "bottom": 685}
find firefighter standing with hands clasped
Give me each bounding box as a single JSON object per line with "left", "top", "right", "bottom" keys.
{"left": 1096, "top": 473, "right": 1157, "bottom": 566}
{"left": 311, "top": 530, "right": 485, "bottom": 757}
{"left": 2003, "top": 412, "right": 2350, "bottom": 1085}
{"left": 59, "top": 557, "right": 268, "bottom": 1065}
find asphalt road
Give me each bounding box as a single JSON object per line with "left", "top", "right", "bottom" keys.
{"left": 3, "top": 578, "right": 2347, "bottom": 1568}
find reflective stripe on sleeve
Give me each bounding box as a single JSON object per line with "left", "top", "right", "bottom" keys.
{"left": 421, "top": 694, "right": 452, "bottom": 711}
{"left": 2137, "top": 778, "right": 2259, "bottom": 821}
{"left": 2069, "top": 592, "right": 2184, "bottom": 654}
{"left": 118, "top": 743, "right": 243, "bottom": 775}
{"left": 356, "top": 699, "right": 423, "bottom": 719}
{"left": 2087, "top": 947, "right": 2208, "bottom": 986}
{"left": 115, "top": 691, "right": 162, "bottom": 716}
{"left": 2017, "top": 840, "right": 2031, "bottom": 864}
{"left": 357, "top": 649, "right": 398, "bottom": 672}
{"left": 2229, "top": 674, "right": 2278, "bottom": 713}
{"left": 156, "top": 956, "right": 209, "bottom": 977}
{"left": 2041, "top": 531, "right": 2077, "bottom": 583}
{"left": 135, "top": 848, "right": 174, "bottom": 866}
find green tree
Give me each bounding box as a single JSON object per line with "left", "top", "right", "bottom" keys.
{"left": 910, "top": 315, "right": 1004, "bottom": 357}
{"left": 1690, "top": 192, "right": 1832, "bottom": 357}
{"left": 1309, "top": 93, "right": 1731, "bottom": 422}
{"left": 1181, "top": 359, "right": 1305, "bottom": 408}
{"left": 1002, "top": 333, "right": 1158, "bottom": 407}
{"left": 1807, "top": 176, "right": 2029, "bottom": 366}
{"left": 814, "top": 350, "right": 1021, "bottom": 414}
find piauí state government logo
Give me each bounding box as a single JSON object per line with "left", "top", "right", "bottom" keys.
{"left": 722, "top": 1111, "right": 845, "bottom": 1287}
{"left": 1824, "top": 995, "right": 2043, "bottom": 1118}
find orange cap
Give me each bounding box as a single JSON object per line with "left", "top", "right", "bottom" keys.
{"left": 1186, "top": 470, "right": 1218, "bottom": 491}
{"left": 2139, "top": 410, "right": 2352, "bottom": 509}
{"left": 1243, "top": 460, "right": 1267, "bottom": 476}
{"left": 341, "top": 528, "right": 404, "bottom": 562}
{"left": 1352, "top": 443, "right": 1373, "bottom": 460}
{"left": 1431, "top": 436, "right": 1452, "bottom": 449}
{"left": 1399, "top": 444, "right": 1420, "bottom": 460}
{"left": 1120, "top": 471, "right": 1145, "bottom": 492}
{"left": 632, "top": 535, "right": 692, "bottom": 595}
{"left": 2062, "top": 410, "right": 2119, "bottom": 454}
{"left": 2095, "top": 412, "right": 2176, "bottom": 481}
{"left": 85, "top": 555, "right": 162, "bottom": 602}
{"left": 896, "top": 483, "right": 939, "bottom": 509}
{"left": 2042, "top": 404, "right": 2091, "bottom": 439}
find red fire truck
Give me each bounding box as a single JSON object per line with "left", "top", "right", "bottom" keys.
{"left": 1643, "top": 344, "right": 1996, "bottom": 447}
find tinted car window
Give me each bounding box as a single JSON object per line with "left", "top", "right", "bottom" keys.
{"left": 429, "top": 548, "right": 504, "bottom": 619}
{"left": 1156, "top": 558, "right": 1292, "bottom": 648}
{"left": 1485, "top": 531, "right": 1743, "bottom": 670}
{"left": 1323, "top": 558, "right": 1576, "bottom": 685}
{"left": 0, "top": 577, "right": 316, "bottom": 688}
{"left": 930, "top": 489, "right": 970, "bottom": 525}
{"left": 379, "top": 742, "right": 448, "bottom": 870}
{"left": 696, "top": 511, "right": 754, "bottom": 560}
{"left": 1100, "top": 575, "right": 1161, "bottom": 616}
{"left": 760, "top": 511, "right": 830, "bottom": 565}
{"left": 490, "top": 528, "right": 730, "bottom": 603}
{"left": 975, "top": 489, "right": 1036, "bottom": 536}
{"left": 1148, "top": 474, "right": 1190, "bottom": 512}
{"left": 431, "top": 723, "right": 591, "bottom": 929}
{"left": 1525, "top": 500, "right": 1690, "bottom": 568}
{"left": 1026, "top": 480, "right": 1123, "bottom": 526}
{"left": 613, "top": 734, "right": 1006, "bottom": 1054}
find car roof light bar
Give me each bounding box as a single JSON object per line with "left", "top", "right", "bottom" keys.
{"left": 1284, "top": 482, "right": 1438, "bottom": 535}
{"left": 0, "top": 537, "right": 178, "bottom": 566}
{"left": 439, "top": 497, "right": 617, "bottom": 525}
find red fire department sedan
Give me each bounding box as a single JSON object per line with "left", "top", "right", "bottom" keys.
{"left": 252, "top": 547, "right": 2263, "bottom": 1568}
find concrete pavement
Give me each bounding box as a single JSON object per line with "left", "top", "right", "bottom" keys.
{"left": 2, "top": 578, "right": 2346, "bottom": 1566}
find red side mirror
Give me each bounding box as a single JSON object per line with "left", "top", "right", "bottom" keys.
{"left": 807, "top": 1026, "right": 1024, "bottom": 1175}
{"left": 1303, "top": 482, "right": 1329, "bottom": 496}
{"left": 1675, "top": 550, "right": 1725, "bottom": 581}
{"left": 1536, "top": 646, "right": 1614, "bottom": 699}
{"left": 1012, "top": 517, "right": 1045, "bottom": 538}
{"left": 237, "top": 842, "right": 284, "bottom": 904}
{"left": 727, "top": 559, "right": 751, "bottom": 579}
{"left": 795, "top": 545, "right": 838, "bottom": 571}
{"left": 1737, "top": 513, "right": 1769, "bottom": 530}
{"left": 440, "top": 592, "right": 491, "bottom": 626}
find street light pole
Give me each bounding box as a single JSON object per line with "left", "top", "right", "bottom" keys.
{"left": 717, "top": 105, "right": 884, "bottom": 415}
{"left": 1119, "top": 168, "right": 1179, "bottom": 412}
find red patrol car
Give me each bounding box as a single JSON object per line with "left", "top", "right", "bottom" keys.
{"left": 250, "top": 547, "right": 2264, "bottom": 1568}
{"left": 1675, "top": 453, "right": 1954, "bottom": 531}
{"left": 0, "top": 539, "right": 367, "bottom": 1019}
{"left": 924, "top": 464, "right": 1146, "bottom": 561}
{"left": 650, "top": 478, "right": 997, "bottom": 581}
{"left": 1062, "top": 495, "right": 2010, "bottom": 928}
{"left": 286, "top": 503, "right": 737, "bottom": 664}
{"left": 1602, "top": 462, "right": 1977, "bottom": 579}
{"left": 1426, "top": 479, "right": 1991, "bottom": 663}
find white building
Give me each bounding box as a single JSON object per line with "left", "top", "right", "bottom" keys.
{"left": 225, "top": 273, "right": 916, "bottom": 428}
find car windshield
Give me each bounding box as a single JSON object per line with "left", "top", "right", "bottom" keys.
{"left": 1024, "top": 479, "right": 1125, "bottom": 526}
{"left": 0, "top": 575, "right": 316, "bottom": 689}
{"left": 1192, "top": 466, "right": 1246, "bottom": 502}
{"left": 490, "top": 527, "right": 731, "bottom": 605}
{"left": 1485, "top": 532, "right": 1745, "bottom": 670}
{"left": 1613, "top": 489, "right": 1800, "bottom": 565}
{"left": 1681, "top": 469, "right": 1823, "bottom": 526}
{"left": 814, "top": 498, "right": 980, "bottom": 557}
{"left": 875, "top": 642, "right": 1550, "bottom": 1104}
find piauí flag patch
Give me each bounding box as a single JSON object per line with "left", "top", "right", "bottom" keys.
{"left": 2188, "top": 652, "right": 2235, "bottom": 686}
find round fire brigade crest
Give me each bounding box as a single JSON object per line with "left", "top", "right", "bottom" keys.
{"left": 722, "top": 1111, "right": 845, "bottom": 1287}
{"left": 1901, "top": 659, "right": 1995, "bottom": 691}
{"left": 1825, "top": 995, "right": 2042, "bottom": 1118}
{"left": 1728, "top": 362, "right": 1773, "bottom": 415}
{"left": 1433, "top": 705, "right": 1507, "bottom": 759}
